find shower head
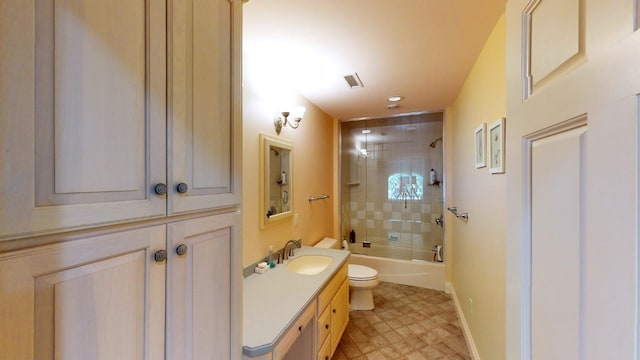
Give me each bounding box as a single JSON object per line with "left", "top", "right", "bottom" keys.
{"left": 429, "top": 137, "right": 442, "bottom": 148}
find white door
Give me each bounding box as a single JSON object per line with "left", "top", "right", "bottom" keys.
{"left": 165, "top": 211, "right": 242, "bottom": 359}
{"left": 168, "top": 0, "right": 242, "bottom": 214}
{"left": 0, "top": 0, "right": 167, "bottom": 239}
{"left": 506, "top": 0, "right": 640, "bottom": 358}
{"left": 0, "top": 226, "right": 166, "bottom": 360}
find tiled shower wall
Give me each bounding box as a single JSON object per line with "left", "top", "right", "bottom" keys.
{"left": 340, "top": 113, "right": 444, "bottom": 262}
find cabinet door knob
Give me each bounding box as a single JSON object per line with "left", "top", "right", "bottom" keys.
{"left": 333, "top": 308, "right": 337, "bottom": 314}
{"left": 153, "top": 250, "right": 167, "bottom": 262}
{"left": 325, "top": 324, "right": 329, "bottom": 330}
{"left": 154, "top": 183, "right": 167, "bottom": 196}
{"left": 176, "top": 182, "right": 189, "bottom": 193}
{"left": 176, "top": 244, "right": 188, "bottom": 256}
{"left": 298, "top": 325, "right": 303, "bottom": 332}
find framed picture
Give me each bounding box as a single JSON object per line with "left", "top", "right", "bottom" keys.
{"left": 474, "top": 123, "right": 486, "bottom": 168}
{"left": 489, "top": 117, "right": 505, "bottom": 174}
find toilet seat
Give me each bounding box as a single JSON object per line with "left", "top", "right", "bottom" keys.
{"left": 348, "top": 264, "right": 378, "bottom": 281}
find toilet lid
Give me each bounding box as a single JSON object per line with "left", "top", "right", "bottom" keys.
{"left": 348, "top": 264, "right": 378, "bottom": 280}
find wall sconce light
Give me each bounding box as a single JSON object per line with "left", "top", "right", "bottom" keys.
{"left": 274, "top": 106, "right": 306, "bottom": 135}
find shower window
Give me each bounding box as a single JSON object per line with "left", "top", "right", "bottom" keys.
{"left": 388, "top": 173, "right": 423, "bottom": 201}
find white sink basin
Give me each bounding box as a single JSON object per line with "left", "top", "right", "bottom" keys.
{"left": 286, "top": 255, "right": 333, "bottom": 275}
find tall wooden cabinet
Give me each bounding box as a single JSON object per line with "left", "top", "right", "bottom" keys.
{"left": 0, "top": 0, "right": 243, "bottom": 359}
{"left": 0, "top": 0, "right": 242, "bottom": 240}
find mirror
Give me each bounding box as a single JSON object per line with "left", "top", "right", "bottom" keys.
{"left": 259, "top": 134, "right": 293, "bottom": 228}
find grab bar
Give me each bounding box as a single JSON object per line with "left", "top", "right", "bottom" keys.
{"left": 447, "top": 207, "right": 469, "bottom": 221}
{"left": 308, "top": 194, "right": 330, "bottom": 202}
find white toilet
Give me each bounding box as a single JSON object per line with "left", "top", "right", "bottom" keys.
{"left": 315, "top": 237, "right": 380, "bottom": 311}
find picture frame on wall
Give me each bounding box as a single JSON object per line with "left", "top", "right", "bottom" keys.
{"left": 489, "top": 117, "right": 505, "bottom": 174}
{"left": 474, "top": 123, "right": 486, "bottom": 168}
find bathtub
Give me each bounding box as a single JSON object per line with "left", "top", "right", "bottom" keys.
{"left": 348, "top": 252, "right": 445, "bottom": 291}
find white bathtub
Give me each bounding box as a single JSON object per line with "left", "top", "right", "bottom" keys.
{"left": 348, "top": 252, "right": 445, "bottom": 291}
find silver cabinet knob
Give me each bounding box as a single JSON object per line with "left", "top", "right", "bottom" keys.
{"left": 176, "top": 183, "right": 188, "bottom": 193}
{"left": 154, "top": 183, "right": 167, "bottom": 196}
{"left": 176, "top": 244, "right": 188, "bottom": 256}
{"left": 154, "top": 250, "right": 167, "bottom": 262}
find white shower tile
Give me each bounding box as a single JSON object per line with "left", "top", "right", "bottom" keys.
{"left": 374, "top": 211, "right": 383, "bottom": 220}
{"left": 366, "top": 202, "right": 375, "bottom": 211}
{"left": 357, "top": 210, "right": 366, "bottom": 219}
{"left": 350, "top": 201, "right": 358, "bottom": 211}
{"left": 383, "top": 203, "right": 392, "bottom": 212}
{"left": 366, "top": 219, "right": 375, "bottom": 229}
{"left": 422, "top": 204, "right": 432, "bottom": 213}
{"left": 391, "top": 211, "right": 401, "bottom": 220}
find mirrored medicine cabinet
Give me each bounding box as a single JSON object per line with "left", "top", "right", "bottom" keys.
{"left": 259, "top": 134, "right": 293, "bottom": 228}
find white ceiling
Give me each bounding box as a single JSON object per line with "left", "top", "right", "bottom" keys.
{"left": 243, "top": 0, "right": 506, "bottom": 121}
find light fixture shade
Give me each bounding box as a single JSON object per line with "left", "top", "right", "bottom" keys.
{"left": 290, "top": 106, "right": 306, "bottom": 120}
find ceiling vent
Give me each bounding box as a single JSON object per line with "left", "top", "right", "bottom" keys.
{"left": 344, "top": 73, "right": 364, "bottom": 88}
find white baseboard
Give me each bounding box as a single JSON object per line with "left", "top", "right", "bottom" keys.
{"left": 450, "top": 284, "right": 481, "bottom": 360}
{"left": 444, "top": 281, "right": 453, "bottom": 294}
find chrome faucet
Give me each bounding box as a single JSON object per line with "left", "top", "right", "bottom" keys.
{"left": 282, "top": 239, "right": 302, "bottom": 260}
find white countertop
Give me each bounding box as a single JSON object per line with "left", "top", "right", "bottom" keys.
{"left": 242, "top": 246, "right": 350, "bottom": 357}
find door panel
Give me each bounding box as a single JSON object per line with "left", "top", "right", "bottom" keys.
{"left": 0, "top": 0, "right": 167, "bottom": 239}
{"left": 506, "top": 0, "right": 640, "bottom": 358}
{"left": 530, "top": 125, "right": 586, "bottom": 360}
{"left": 169, "top": 0, "right": 241, "bottom": 214}
{"left": 166, "top": 212, "right": 240, "bottom": 360}
{"left": 0, "top": 226, "right": 166, "bottom": 360}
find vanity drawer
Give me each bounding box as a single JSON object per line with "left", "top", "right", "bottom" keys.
{"left": 317, "top": 336, "right": 331, "bottom": 360}
{"left": 317, "top": 306, "right": 331, "bottom": 348}
{"left": 317, "top": 262, "right": 347, "bottom": 312}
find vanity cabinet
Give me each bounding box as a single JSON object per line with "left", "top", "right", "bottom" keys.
{"left": 316, "top": 263, "right": 349, "bottom": 359}
{"left": 0, "top": 212, "right": 241, "bottom": 360}
{"left": 0, "top": 0, "right": 242, "bottom": 240}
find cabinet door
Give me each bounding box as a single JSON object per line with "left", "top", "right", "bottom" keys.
{"left": 0, "top": 0, "right": 167, "bottom": 240}
{"left": 166, "top": 212, "right": 242, "bottom": 359}
{"left": 168, "top": 0, "right": 242, "bottom": 214}
{"left": 0, "top": 226, "right": 166, "bottom": 360}
{"left": 330, "top": 279, "right": 349, "bottom": 355}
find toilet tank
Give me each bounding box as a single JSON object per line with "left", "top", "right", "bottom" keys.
{"left": 314, "top": 237, "right": 338, "bottom": 249}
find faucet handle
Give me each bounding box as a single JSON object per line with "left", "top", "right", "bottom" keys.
{"left": 273, "top": 250, "right": 283, "bottom": 264}
{"left": 294, "top": 238, "right": 302, "bottom": 248}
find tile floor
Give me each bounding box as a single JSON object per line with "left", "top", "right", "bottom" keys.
{"left": 332, "top": 282, "right": 471, "bottom": 360}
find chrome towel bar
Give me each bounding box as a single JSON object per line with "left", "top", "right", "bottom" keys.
{"left": 308, "top": 194, "right": 330, "bottom": 202}
{"left": 447, "top": 207, "right": 469, "bottom": 221}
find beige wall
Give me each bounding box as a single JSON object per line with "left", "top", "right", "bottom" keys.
{"left": 449, "top": 13, "right": 506, "bottom": 360}
{"left": 242, "top": 55, "right": 338, "bottom": 267}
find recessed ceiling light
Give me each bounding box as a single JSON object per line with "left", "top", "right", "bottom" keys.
{"left": 387, "top": 104, "right": 399, "bottom": 110}
{"left": 387, "top": 96, "right": 403, "bottom": 102}
{"left": 362, "top": 129, "right": 371, "bottom": 134}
